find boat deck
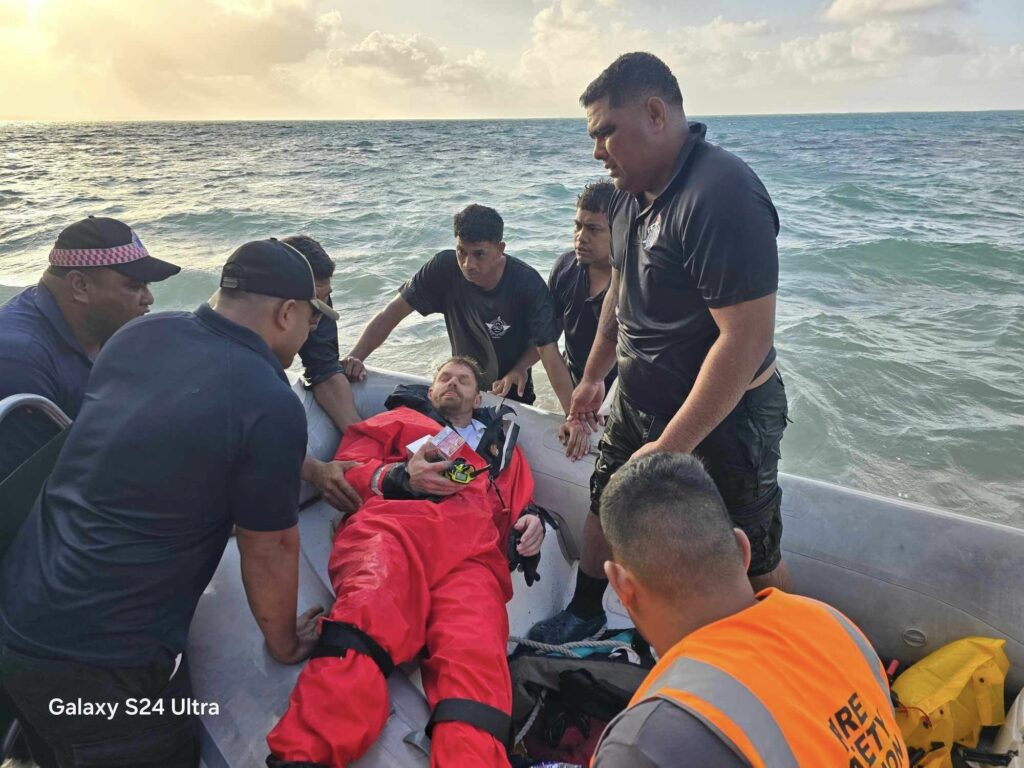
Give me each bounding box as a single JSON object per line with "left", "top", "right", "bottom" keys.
{"left": 187, "top": 370, "right": 1024, "bottom": 767}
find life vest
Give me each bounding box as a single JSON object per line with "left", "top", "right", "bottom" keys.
{"left": 337, "top": 403, "right": 535, "bottom": 569}
{"left": 597, "top": 589, "right": 910, "bottom": 768}
{"left": 384, "top": 383, "right": 521, "bottom": 479}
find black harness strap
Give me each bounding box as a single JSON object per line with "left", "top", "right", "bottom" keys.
{"left": 309, "top": 620, "right": 395, "bottom": 678}
{"left": 265, "top": 756, "right": 329, "bottom": 768}
{"left": 383, "top": 384, "right": 520, "bottom": 478}
{"left": 426, "top": 698, "right": 512, "bottom": 751}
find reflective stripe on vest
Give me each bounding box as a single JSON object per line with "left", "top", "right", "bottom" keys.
{"left": 644, "top": 656, "right": 799, "bottom": 768}
{"left": 817, "top": 601, "right": 892, "bottom": 708}
{"left": 619, "top": 595, "right": 897, "bottom": 767}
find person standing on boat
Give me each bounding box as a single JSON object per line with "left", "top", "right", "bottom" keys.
{"left": 591, "top": 453, "right": 909, "bottom": 768}
{"left": 530, "top": 52, "right": 790, "bottom": 645}
{"left": 0, "top": 239, "right": 334, "bottom": 767}
{"left": 267, "top": 357, "right": 546, "bottom": 768}
{"left": 341, "top": 204, "right": 580, "bottom": 414}
{"left": 280, "top": 235, "right": 363, "bottom": 514}
{"left": 0, "top": 216, "right": 180, "bottom": 480}
{"left": 548, "top": 180, "right": 617, "bottom": 461}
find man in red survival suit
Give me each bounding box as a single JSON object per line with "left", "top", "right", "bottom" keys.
{"left": 267, "top": 356, "right": 549, "bottom": 768}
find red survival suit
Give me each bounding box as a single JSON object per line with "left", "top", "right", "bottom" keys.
{"left": 267, "top": 404, "right": 534, "bottom": 767}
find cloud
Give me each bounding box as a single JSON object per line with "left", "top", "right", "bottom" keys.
{"left": 824, "top": 0, "right": 970, "bottom": 24}
{"left": 0, "top": 0, "right": 330, "bottom": 118}
{"left": 44, "top": 0, "right": 326, "bottom": 78}
{"left": 518, "top": 0, "right": 649, "bottom": 94}
{"left": 779, "top": 21, "right": 975, "bottom": 79}
{"left": 961, "top": 43, "right": 1024, "bottom": 80}
{"left": 0, "top": 0, "right": 1018, "bottom": 119}
{"left": 670, "top": 16, "right": 775, "bottom": 80}
{"left": 331, "top": 31, "right": 502, "bottom": 94}
{"left": 337, "top": 32, "right": 446, "bottom": 81}
{"left": 427, "top": 49, "right": 502, "bottom": 94}
{"left": 679, "top": 16, "right": 773, "bottom": 51}
{"left": 315, "top": 10, "right": 344, "bottom": 42}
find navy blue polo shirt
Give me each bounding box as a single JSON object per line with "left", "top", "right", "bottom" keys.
{"left": 547, "top": 250, "right": 617, "bottom": 391}
{"left": 0, "top": 284, "right": 93, "bottom": 477}
{"left": 0, "top": 304, "right": 307, "bottom": 667}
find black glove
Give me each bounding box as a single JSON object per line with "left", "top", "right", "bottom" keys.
{"left": 520, "top": 550, "right": 541, "bottom": 587}
{"left": 507, "top": 503, "right": 558, "bottom": 587}
{"left": 380, "top": 462, "right": 441, "bottom": 502}
{"left": 508, "top": 524, "right": 542, "bottom": 587}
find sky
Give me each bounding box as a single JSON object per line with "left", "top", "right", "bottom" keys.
{"left": 0, "top": 0, "right": 1021, "bottom": 120}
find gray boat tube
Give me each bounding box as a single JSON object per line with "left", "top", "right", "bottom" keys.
{"left": 189, "top": 367, "right": 1024, "bottom": 767}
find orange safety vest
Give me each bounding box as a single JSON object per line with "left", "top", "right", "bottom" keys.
{"left": 596, "top": 589, "right": 910, "bottom": 768}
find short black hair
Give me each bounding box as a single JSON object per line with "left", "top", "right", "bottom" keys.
{"left": 577, "top": 180, "right": 615, "bottom": 214}
{"left": 453, "top": 204, "right": 503, "bottom": 244}
{"left": 580, "top": 52, "right": 683, "bottom": 110}
{"left": 434, "top": 355, "right": 485, "bottom": 393}
{"left": 281, "top": 235, "right": 335, "bottom": 280}
{"left": 600, "top": 453, "right": 742, "bottom": 598}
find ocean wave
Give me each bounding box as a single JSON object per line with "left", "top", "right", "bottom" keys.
{"left": 1, "top": 112, "right": 1021, "bottom": 524}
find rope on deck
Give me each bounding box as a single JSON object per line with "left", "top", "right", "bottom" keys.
{"left": 513, "top": 689, "right": 546, "bottom": 747}
{"left": 508, "top": 636, "right": 626, "bottom": 656}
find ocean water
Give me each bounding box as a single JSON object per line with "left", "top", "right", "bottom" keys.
{"left": 1, "top": 113, "right": 1021, "bottom": 526}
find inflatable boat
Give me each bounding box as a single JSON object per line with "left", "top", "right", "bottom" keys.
{"left": 187, "top": 367, "right": 1024, "bottom": 767}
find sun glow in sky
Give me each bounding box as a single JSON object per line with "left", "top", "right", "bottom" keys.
{"left": 0, "top": 0, "right": 1021, "bottom": 120}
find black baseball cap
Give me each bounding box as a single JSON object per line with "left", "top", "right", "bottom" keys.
{"left": 49, "top": 216, "right": 180, "bottom": 282}
{"left": 220, "top": 238, "right": 339, "bottom": 322}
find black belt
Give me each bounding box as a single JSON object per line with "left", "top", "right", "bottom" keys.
{"left": 426, "top": 698, "right": 512, "bottom": 751}
{"left": 309, "top": 620, "right": 394, "bottom": 678}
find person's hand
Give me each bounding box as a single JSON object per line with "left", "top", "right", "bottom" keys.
{"left": 569, "top": 378, "right": 604, "bottom": 431}
{"left": 558, "top": 420, "right": 591, "bottom": 462}
{"left": 312, "top": 460, "right": 363, "bottom": 513}
{"left": 341, "top": 355, "right": 366, "bottom": 382}
{"left": 271, "top": 606, "right": 324, "bottom": 664}
{"left": 406, "top": 442, "right": 463, "bottom": 497}
{"left": 629, "top": 438, "right": 667, "bottom": 463}
{"left": 514, "top": 514, "right": 545, "bottom": 557}
{"left": 491, "top": 367, "right": 528, "bottom": 399}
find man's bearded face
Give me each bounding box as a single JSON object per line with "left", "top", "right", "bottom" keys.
{"left": 429, "top": 362, "right": 481, "bottom": 420}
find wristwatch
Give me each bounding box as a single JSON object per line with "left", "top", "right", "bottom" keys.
{"left": 371, "top": 463, "right": 394, "bottom": 496}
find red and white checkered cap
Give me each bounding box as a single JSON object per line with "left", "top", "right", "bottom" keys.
{"left": 48, "top": 216, "right": 180, "bottom": 282}
{"left": 49, "top": 231, "right": 149, "bottom": 267}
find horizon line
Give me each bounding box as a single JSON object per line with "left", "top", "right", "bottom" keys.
{"left": 2, "top": 107, "right": 1023, "bottom": 124}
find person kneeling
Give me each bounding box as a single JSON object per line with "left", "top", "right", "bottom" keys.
{"left": 592, "top": 453, "right": 908, "bottom": 767}
{"left": 267, "top": 356, "right": 547, "bottom": 768}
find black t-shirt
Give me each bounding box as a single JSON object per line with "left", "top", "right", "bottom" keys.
{"left": 594, "top": 700, "right": 748, "bottom": 767}
{"left": 400, "top": 250, "right": 560, "bottom": 405}
{"left": 547, "top": 250, "right": 617, "bottom": 390}
{"left": 298, "top": 294, "right": 344, "bottom": 388}
{"left": 0, "top": 305, "right": 307, "bottom": 667}
{"left": 610, "top": 122, "right": 779, "bottom": 418}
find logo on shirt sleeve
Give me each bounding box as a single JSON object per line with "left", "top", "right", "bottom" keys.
{"left": 485, "top": 316, "right": 511, "bottom": 338}
{"left": 642, "top": 213, "right": 662, "bottom": 251}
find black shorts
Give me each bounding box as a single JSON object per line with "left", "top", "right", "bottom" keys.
{"left": 590, "top": 372, "right": 789, "bottom": 578}
{"left": 0, "top": 644, "right": 199, "bottom": 767}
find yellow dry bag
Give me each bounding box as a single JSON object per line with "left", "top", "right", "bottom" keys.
{"left": 892, "top": 636, "right": 1010, "bottom": 768}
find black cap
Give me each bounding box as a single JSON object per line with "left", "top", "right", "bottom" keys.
{"left": 220, "top": 239, "right": 339, "bottom": 322}
{"left": 49, "top": 216, "right": 180, "bottom": 283}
